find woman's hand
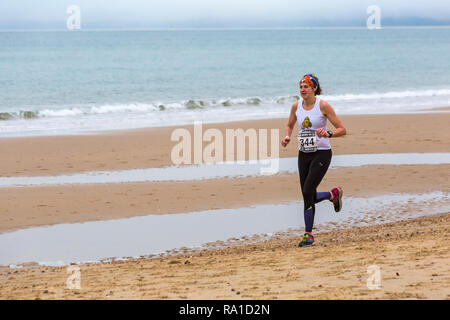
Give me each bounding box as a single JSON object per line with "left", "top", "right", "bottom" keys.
{"left": 316, "top": 128, "right": 329, "bottom": 138}
{"left": 281, "top": 136, "right": 291, "bottom": 147}
{"left": 283, "top": 101, "right": 298, "bottom": 148}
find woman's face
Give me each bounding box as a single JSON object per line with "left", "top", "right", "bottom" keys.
{"left": 300, "top": 83, "right": 315, "bottom": 99}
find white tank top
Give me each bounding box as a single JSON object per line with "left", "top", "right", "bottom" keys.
{"left": 295, "top": 97, "right": 331, "bottom": 151}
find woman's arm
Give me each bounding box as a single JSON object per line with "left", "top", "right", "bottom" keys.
{"left": 317, "top": 100, "right": 346, "bottom": 138}
{"left": 281, "top": 101, "right": 298, "bottom": 147}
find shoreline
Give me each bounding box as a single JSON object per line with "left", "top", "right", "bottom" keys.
{"left": 1, "top": 212, "right": 448, "bottom": 299}
{"left": 1, "top": 113, "right": 449, "bottom": 177}
{"left": 1, "top": 191, "right": 447, "bottom": 267}
{"left": 1, "top": 107, "right": 450, "bottom": 139}
{"left": 0, "top": 112, "right": 449, "bottom": 233}
{"left": 1, "top": 111, "right": 449, "bottom": 299}
{"left": 1, "top": 164, "right": 449, "bottom": 234}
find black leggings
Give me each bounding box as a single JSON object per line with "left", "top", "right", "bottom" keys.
{"left": 298, "top": 149, "right": 332, "bottom": 232}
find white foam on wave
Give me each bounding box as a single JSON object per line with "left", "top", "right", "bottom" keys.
{"left": 24, "top": 88, "right": 450, "bottom": 119}
{"left": 323, "top": 88, "right": 450, "bottom": 101}
{"left": 39, "top": 108, "right": 85, "bottom": 117}
{"left": 39, "top": 103, "right": 166, "bottom": 117}
{"left": 1, "top": 88, "right": 449, "bottom": 137}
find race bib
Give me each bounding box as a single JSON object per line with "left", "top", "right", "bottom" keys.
{"left": 298, "top": 129, "right": 317, "bottom": 153}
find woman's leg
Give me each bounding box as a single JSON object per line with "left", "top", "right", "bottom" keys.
{"left": 315, "top": 191, "right": 331, "bottom": 203}
{"left": 301, "top": 150, "right": 332, "bottom": 233}
{"left": 297, "top": 150, "right": 310, "bottom": 194}
{"left": 298, "top": 151, "right": 314, "bottom": 233}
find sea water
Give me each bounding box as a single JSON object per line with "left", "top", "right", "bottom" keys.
{"left": 1, "top": 27, "right": 450, "bottom": 136}
{"left": 0, "top": 192, "right": 448, "bottom": 266}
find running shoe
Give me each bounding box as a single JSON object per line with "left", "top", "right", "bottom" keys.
{"left": 299, "top": 233, "right": 315, "bottom": 247}
{"left": 330, "top": 187, "right": 343, "bottom": 212}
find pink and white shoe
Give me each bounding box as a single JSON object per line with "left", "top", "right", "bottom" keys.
{"left": 330, "top": 187, "right": 343, "bottom": 212}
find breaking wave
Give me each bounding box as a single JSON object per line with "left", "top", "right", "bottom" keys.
{"left": 1, "top": 88, "right": 449, "bottom": 121}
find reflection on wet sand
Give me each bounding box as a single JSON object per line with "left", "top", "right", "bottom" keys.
{"left": 1, "top": 153, "right": 449, "bottom": 187}
{"left": 0, "top": 192, "right": 448, "bottom": 267}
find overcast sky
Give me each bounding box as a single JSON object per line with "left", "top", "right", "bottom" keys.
{"left": 1, "top": 0, "right": 449, "bottom": 29}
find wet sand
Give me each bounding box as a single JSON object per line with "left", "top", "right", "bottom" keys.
{"left": 0, "top": 112, "right": 449, "bottom": 233}
{"left": 425, "top": 106, "right": 450, "bottom": 112}
{"left": 0, "top": 112, "right": 449, "bottom": 299}
{"left": 1, "top": 213, "right": 448, "bottom": 299}
{"left": 1, "top": 164, "right": 449, "bottom": 233}
{"left": 1, "top": 113, "right": 449, "bottom": 177}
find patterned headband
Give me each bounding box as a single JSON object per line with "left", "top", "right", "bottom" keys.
{"left": 300, "top": 75, "right": 318, "bottom": 91}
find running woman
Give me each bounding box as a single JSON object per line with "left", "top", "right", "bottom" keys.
{"left": 281, "top": 74, "right": 346, "bottom": 247}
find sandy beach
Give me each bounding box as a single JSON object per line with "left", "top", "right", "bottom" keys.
{"left": 1, "top": 113, "right": 449, "bottom": 177}
{"left": 1, "top": 164, "right": 449, "bottom": 233}
{"left": 1, "top": 213, "right": 449, "bottom": 299}
{"left": 0, "top": 112, "right": 449, "bottom": 299}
